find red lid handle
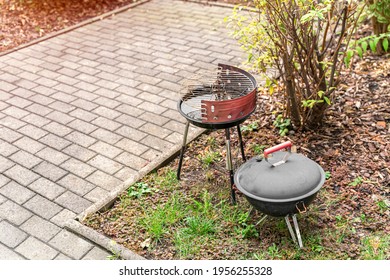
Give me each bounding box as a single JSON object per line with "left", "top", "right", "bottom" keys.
{"left": 264, "top": 141, "right": 292, "bottom": 158}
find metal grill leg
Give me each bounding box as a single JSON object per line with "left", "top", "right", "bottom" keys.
{"left": 237, "top": 124, "right": 246, "bottom": 162}
{"left": 177, "top": 121, "right": 190, "bottom": 180}
{"left": 292, "top": 214, "right": 303, "bottom": 248}
{"left": 285, "top": 215, "right": 297, "bottom": 245}
{"left": 225, "top": 128, "right": 236, "bottom": 204}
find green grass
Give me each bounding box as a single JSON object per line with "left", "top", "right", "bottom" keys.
{"left": 85, "top": 166, "right": 390, "bottom": 260}
{"left": 361, "top": 234, "right": 389, "bottom": 260}
{"left": 199, "top": 150, "right": 222, "bottom": 167}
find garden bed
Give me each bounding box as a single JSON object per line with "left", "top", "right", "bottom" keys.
{"left": 84, "top": 55, "right": 389, "bottom": 260}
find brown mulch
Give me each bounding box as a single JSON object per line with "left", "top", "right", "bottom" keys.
{"left": 0, "top": 0, "right": 139, "bottom": 53}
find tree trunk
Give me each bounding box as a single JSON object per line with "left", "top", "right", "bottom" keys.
{"left": 282, "top": 54, "right": 301, "bottom": 127}
{"left": 306, "top": 102, "right": 327, "bottom": 128}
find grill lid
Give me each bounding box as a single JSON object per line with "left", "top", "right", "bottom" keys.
{"left": 234, "top": 151, "right": 325, "bottom": 202}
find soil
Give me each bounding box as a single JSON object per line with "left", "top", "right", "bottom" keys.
{"left": 0, "top": 0, "right": 140, "bottom": 53}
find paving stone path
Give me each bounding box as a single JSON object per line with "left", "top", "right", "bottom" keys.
{"left": 0, "top": 0, "right": 246, "bottom": 259}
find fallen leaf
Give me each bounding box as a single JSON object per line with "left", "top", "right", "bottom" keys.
{"left": 376, "top": 121, "right": 386, "bottom": 129}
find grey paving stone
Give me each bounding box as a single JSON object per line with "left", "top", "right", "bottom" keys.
{"left": 0, "top": 195, "right": 6, "bottom": 207}
{"left": 4, "top": 164, "right": 39, "bottom": 186}
{"left": 6, "top": 96, "right": 33, "bottom": 108}
{"left": 114, "top": 166, "right": 138, "bottom": 181}
{"left": 43, "top": 121, "right": 73, "bottom": 137}
{"left": 22, "top": 113, "right": 51, "bottom": 127}
{"left": 31, "top": 85, "right": 57, "bottom": 96}
{"left": 89, "top": 141, "right": 122, "bottom": 159}
{"left": 25, "top": 103, "right": 54, "bottom": 116}
{"left": 91, "top": 116, "right": 122, "bottom": 131}
{"left": 36, "top": 147, "right": 70, "bottom": 165}
{"left": 115, "top": 138, "right": 149, "bottom": 156}
{"left": 141, "top": 134, "right": 172, "bottom": 152}
{"left": 84, "top": 187, "right": 109, "bottom": 203}
{"left": 54, "top": 253, "right": 72, "bottom": 260}
{"left": 0, "top": 200, "right": 32, "bottom": 225}
{"left": 55, "top": 191, "right": 92, "bottom": 213}
{"left": 9, "top": 150, "right": 42, "bottom": 169}
{"left": 28, "top": 177, "right": 66, "bottom": 200}
{"left": 88, "top": 155, "right": 123, "bottom": 175}
{"left": 0, "top": 126, "right": 23, "bottom": 142}
{"left": 48, "top": 101, "right": 76, "bottom": 113}
{"left": 70, "top": 98, "right": 99, "bottom": 111}
{"left": 49, "top": 229, "right": 93, "bottom": 260}
{"left": 32, "top": 161, "right": 68, "bottom": 182}
{"left": 3, "top": 106, "right": 29, "bottom": 119}
{"left": 137, "top": 101, "right": 167, "bottom": 115}
{"left": 82, "top": 247, "right": 110, "bottom": 260}
{"left": 68, "top": 119, "right": 98, "bottom": 134}
{"left": 17, "top": 124, "right": 48, "bottom": 140}
{"left": 20, "top": 216, "right": 61, "bottom": 242}
{"left": 69, "top": 108, "right": 99, "bottom": 122}
{"left": 115, "top": 125, "right": 147, "bottom": 142}
{"left": 0, "top": 140, "right": 18, "bottom": 157}
{"left": 90, "top": 128, "right": 122, "bottom": 145}
{"left": 0, "top": 155, "right": 15, "bottom": 173}
{"left": 46, "top": 110, "right": 75, "bottom": 125}
{"left": 39, "top": 133, "right": 72, "bottom": 150}
{"left": 0, "top": 181, "right": 35, "bottom": 204}
{"left": 115, "top": 152, "right": 148, "bottom": 170}
{"left": 92, "top": 106, "right": 121, "bottom": 119}
{"left": 0, "top": 116, "right": 27, "bottom": 130}
{"left": 65, "top": 131, "right": 97, "bottom": 148}
{"left": 63, "top": 144, "right": 97, "bottom": 162}
{"left": 0, "top": 243, "right": 25, "bottom": 260}
{"left": 57, "top": 174, "right": 95, "bottom": 196}
{"left": 15, "top": 237, "right": 58, "bottom": 260}
{"left": 116, "top": 111, "right": 146, "bottom": 127}
{"left": 0, "top": 221, "right": 28, "bottom": 248}
{"left": 139, "top": 122, "right": 172, "bottom": 138}
{"left": 50, "top": 209, "right": 76, "bottom": 228}
{"left": 60, "top": 158, "right": 96, "bottom": 178}
{"left": 23, "top": 195, "right": 62, "bottom": 220}
{"left": 86, "top": 170, "right": 122, "bottom": 191}
{"left": 0, "top": 174, "right": 10, "bottom": 188}
{"left": 13, "top": 136, "right": 45, "bottom": 154}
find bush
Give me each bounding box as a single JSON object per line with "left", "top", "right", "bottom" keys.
{"left": 227, "top": 0, "right": 362, "bottom": 129}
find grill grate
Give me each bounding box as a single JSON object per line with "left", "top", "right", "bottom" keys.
{"left": 180, "top": 66, "right": 256, "bottom": 122}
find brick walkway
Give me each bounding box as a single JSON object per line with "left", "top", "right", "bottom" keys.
{"left": 0, "top": 0, "right": 245, "bottom": 259}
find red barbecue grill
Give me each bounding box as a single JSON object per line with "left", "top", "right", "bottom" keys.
{"left": 177, "top": 64, "right": 258, "bottom": 203}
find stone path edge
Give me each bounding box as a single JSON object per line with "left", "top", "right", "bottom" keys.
{"left": 0, "top": 0, "right": 152, "bottom": 57}
{"left": 64, "top": 127, "right": 205, "bottom": 260}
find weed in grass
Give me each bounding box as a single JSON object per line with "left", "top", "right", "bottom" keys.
{"left": 199, "top": 150, "right": 222, "bottom": 167}
{"left": 155, "top": 168, "right": 179, "bottom": 189}
{"left": 267, "top": 243, "right": 282, "bottom": 259}
{"left": 183, "top": 216, "right": 216, "bottom": 235}
{"left": 174, "top": 230, "right": 201, "bottom": 259}
{"left": 192, "top": 190, "right": 214, "bottom": 216}
{"left": 139, "top": 193, "right": 186, "bottom": 242}
{"left": 251, "top": 143, "right": 266, "bottom": 155}
{"left": 348, "top": 176, "right": 364, "bottom": 187}
{"left": 376, "top": 200, "right": 389, "bottom": 212}
{"left": 307, "top": 235, "right": 324, "bottom": 253}
{"left": 234, "top": 211, "right": 259, "bottom": 238}
{"left": 241, "top": 121, "right": 259, "bottom": 133}
{"left": 361, "top": 234, "right": 389, "bottom": 260}
{"left": 127, "top": 182, "right": 156, "bottom": 199}
{"left": 206, "top": 136, "right": 217, "bottom": 148}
